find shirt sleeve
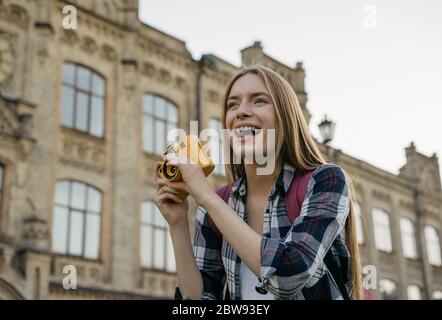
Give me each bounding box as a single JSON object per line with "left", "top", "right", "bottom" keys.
{"left": 175, "top": 206, "right": 226, "bottom": 300}
{"left": 257, "top": 164, "right": 351, "bottom": 299}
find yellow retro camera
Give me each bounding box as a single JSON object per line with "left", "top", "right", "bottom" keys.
{"left": 158, "top": 135, "right": 215, "bottom": 182}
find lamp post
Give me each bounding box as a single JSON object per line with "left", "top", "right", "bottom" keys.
{"left": 318, "top": 115, "right": 336, "bottom": 162}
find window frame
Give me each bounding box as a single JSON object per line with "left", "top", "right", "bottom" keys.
{"left": 372, "top": 208, "right": 393, "bottom": 253}
{"left": 400, "top": 217, "right": 418, "bottom": 259}
{"left": 354, "top": 202, "right": 365, "bottom": 245}
{"left": 407, "top": 284, "right": 422, "bottom": 300}
{"left": 379, "top": 278, "right": 397, "bottom": 300}
{"left": 140, "top": 201, "right": 176, "bottom": 273}
{"left": 60, "top": 62, "right": 106, "bottom": 138}
{"left": 432, "top": 290, "right": 442, "bottom": 300}
{"left": 142, "top": 94, "right": 178, "bottom": 155}
{"left": 424, "top": 225, "right": 442, "bottom": 267}
{"left": 51, "top": 180, "right": 103, "bottom": 260}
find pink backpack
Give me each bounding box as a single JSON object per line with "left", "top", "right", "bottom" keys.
{"left": 209, "top": 170, "right": 314, "bottom": 239}
{"left": 208, "top": 168, "right": 368, "bottom": 300}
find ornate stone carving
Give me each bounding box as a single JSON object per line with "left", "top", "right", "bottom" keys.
{"left": 0, "top": 32, "right": 14, "bottom": 88}
{"left": 81, "top": 36, "right": 98, "bottom": 54}
{"left": 158, "top": 68, "right": 172, "bottom": 84}
{"left": 100, "top": 44, "right": 117, "bottom": 61}
{"left": 0, "top": 3, "right": 29, "bottom": 29}
{"left": 141, "top": 62, "right": 156, "bottom": 77}
{"left": 175, "top": 76, "right": 187, "bottom": 91}
{"left": 22, "top": 212, "right": 50, "bottom": 252}
{"left": 0, "top": 104, "right": 19, "bottom": 135}
{"left": 372, "top": 189, "right": 391, "bottom": 202}
{"left": 60, "top": 131, "right": 106, "bottom": 174}
{"left": 53, "top": 257, "right": 103, "bottom": 282}
{"left": 399, "top": 200, "right": 414, "bottom": 211}
{"left": 0, "top": 94, "right": 36, "bottom": 159}
{"left": 60, "top": 29, "right": 79, "bottom": 45}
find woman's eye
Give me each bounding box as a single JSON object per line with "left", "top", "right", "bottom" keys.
{"left": 254, "top": 98, "right": 267, "bottom": 104}
{"left": 227, "top": 102, "right": 238, "bottom": 109}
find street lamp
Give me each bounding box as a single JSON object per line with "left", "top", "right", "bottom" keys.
{"left": 318, "top": 115, "right": 336, "bottom": 162}
{"left": 318, "top": 114, "right": 336, "bottom": 145}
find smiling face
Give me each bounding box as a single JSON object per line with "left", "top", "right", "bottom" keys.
{"left": 225, "top": 73, "right": 278, "bottom": 162}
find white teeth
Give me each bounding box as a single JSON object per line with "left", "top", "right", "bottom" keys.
{"left": 234, "top": 126, "right": 261, "bottom": 137}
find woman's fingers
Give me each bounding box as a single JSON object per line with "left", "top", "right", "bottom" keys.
{"left": 158, "top": 185, "right": 180, "bottom": 196}
{"left": 159, "top": 185, "right": 189, "bottom": 202}
{"left": 157, "top": 192, "right": 183, "bottom": 204}
{"left": 168, "top": 181, "right": 191, "bottom": 194}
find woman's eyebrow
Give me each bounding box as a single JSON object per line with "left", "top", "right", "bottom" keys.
{"left": 227, "top": 91, "right": 270, "bottom": 100}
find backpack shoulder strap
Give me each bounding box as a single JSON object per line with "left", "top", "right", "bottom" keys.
{"left": 285, "top": 166, "right": 352, "bottom": 300}
{"left": 215, "top": 185, "right": 230, "bottom": 202}
{"left": 208, "top": 186, "right": 230, "bottom": 239}
{"left": 284, "top": 169, "right": 314, "bottom": 223}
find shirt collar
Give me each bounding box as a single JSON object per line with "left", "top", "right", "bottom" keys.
{"left": 231, "top": 175, "right": 247, "bottom": 198}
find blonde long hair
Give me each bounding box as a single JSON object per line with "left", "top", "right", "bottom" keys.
{"left": 221, "top": 65, "right": 363, "bottom": 300}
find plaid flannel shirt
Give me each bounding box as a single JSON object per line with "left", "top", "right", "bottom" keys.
{"left": 175, "top": 163, "right": 354, "bottom": 300}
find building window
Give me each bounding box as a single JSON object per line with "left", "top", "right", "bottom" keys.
{"left": 407, "top": 285, "right": 422, "bottom": 300}
{"left": 432, "top": 290, "right": 442, "bottom": 300}
{"left": 0, "top": 164, "right": 4, "bottom": 211}
{"left": 424, "top": 225, "right": 442, "bottom": 266}
{"left": 52, "top": 181, "right": 102, "bottom": 259}
{"left": 400, "top": 218, "right": 417, "bottom": 259}
{"left": 142, "top": 94, "right": 178, "bottom": 155}
{"left": 379, "top": 279, "right": 397, "bottom": 300}
{"left": 354, "top": 202, "right": 364, "bottom": 245}
{"left": 372, "top": 208, "right": 393, "bottom": 253}
{"left": 140, "top": 201, "right": 175, "bottom": 272}
{"left": 208, "top": 118, "right": 225, "bottom": 176}
{"left": 61, "top": 63, "right": 105, "bottom": 137}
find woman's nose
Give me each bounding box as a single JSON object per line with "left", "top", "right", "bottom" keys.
{"left": 235, "top": 102, "right": 252, "bottom": 119}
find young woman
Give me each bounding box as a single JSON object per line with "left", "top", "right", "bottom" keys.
{"left": 152, "top": 66, "right": 363, "bottom": 300}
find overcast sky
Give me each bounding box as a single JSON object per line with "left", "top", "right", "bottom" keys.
{"left": 139, "top": 0, "right": 442, "bottom": 181}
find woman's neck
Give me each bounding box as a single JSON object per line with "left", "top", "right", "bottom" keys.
{"left": 244, "top": 161, "right": 282, "bottom": 197}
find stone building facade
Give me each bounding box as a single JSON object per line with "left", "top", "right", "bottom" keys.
{"left": 0, "top": 0, "right": 440, "bottom": 299}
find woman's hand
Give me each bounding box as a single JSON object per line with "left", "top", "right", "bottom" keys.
{"left": 165, "top": 153, "right": 214, "bottom": 207}
{"left": 152, "top": 160, "right": 189, "bottom": 226}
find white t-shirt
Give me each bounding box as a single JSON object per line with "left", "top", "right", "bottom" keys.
{"left": 240, "top": 261, "right": 275, "bottom": 300}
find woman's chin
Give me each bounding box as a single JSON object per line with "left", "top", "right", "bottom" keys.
{"left": 232, "top": 147, "right": 262, "bottom": 163}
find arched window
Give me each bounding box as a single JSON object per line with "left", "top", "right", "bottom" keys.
{"left": 424, "top": 225, "right": 442, "bottom": 266}
{"left": 142, "top": 94, "right": 178, "bottom": 154}
{"left": 400, "top": 218, "right": 417, "bottom": 259}
{"left": 208, "top": 118, "right": 225, "bottom": 176}
{"left": 379, "top": 279, "right": 397, "bottom": 300}
{"left": 372, "top": 208, "right": 393, "bottom": 252}
{"left": 140, "top": 201, "right": 175, "bottom": 272}
{"left": 61, "top": 63, "right": 105, "bottom": 137}
{"left": 407, "top": 285, "right": 421, "bottom": 300}
{"left": 354, "top": 202, "right": 364, "bottom": 245}
{"left": 52, "top": 180, "right": 102, "bottom": 259}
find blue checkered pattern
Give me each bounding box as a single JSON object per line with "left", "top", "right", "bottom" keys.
{"left": 176, "top": 163, "right": 354, "bottom": 300}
